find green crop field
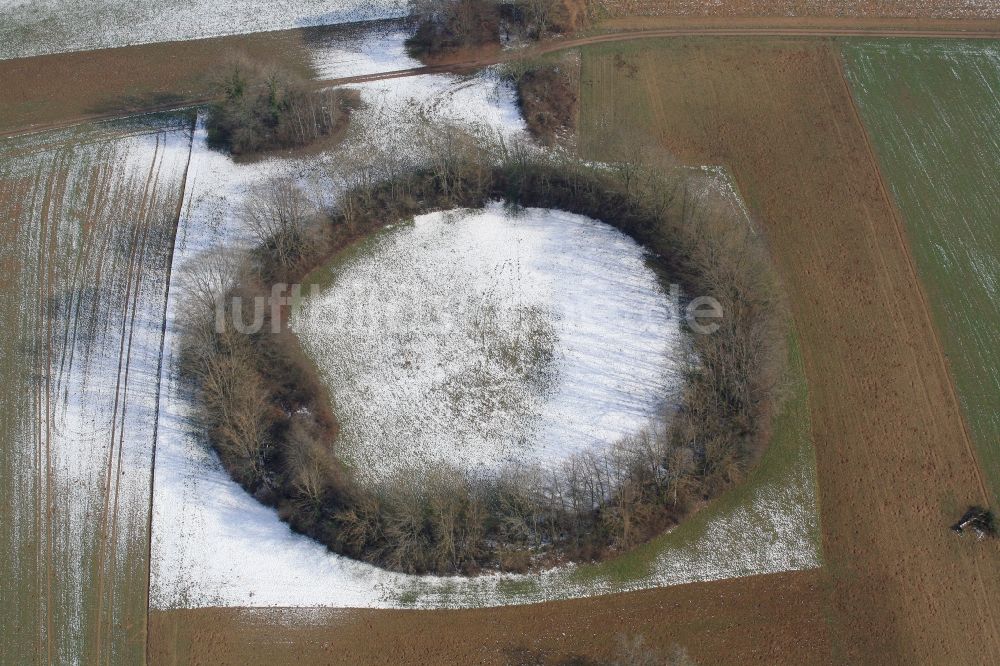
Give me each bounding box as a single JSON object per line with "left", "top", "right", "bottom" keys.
{"left": 843, "top": 40, "right": 1000, "bottom": 504}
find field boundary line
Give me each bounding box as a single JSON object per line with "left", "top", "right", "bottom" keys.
{"left": 5, "top": 23, "right": 1000, "bottom": 141}
{"left": 832, "top": 45, "right": 991, "bottom": 507}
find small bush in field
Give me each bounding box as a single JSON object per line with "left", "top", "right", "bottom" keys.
{"left": 508, "top": 60, "right": 579, "bottom": 145}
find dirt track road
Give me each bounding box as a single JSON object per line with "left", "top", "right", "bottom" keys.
{"left": 4, "top": 16, "right": 1000, "bottom": 139}
{"left": 149, "top": 569, "right": 834, "bottom": 665}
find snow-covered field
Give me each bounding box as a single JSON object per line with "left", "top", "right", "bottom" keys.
{"left": 0, "top": 115, "right": 194, "bottom": 661}
{"left": 0, "top": 0, "right": 408, "bottom": 60}
{"left": 294, "top": 204, "right": 682, "bottom": 486}
{"left": 148, "top": 61, "right": 821, "bottom": 609}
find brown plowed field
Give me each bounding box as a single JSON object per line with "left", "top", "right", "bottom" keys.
{"left": 0, "top": 27, "right": 316, "bottom": 135}
{"left": 148, "top": 570, "right": 831, "bottom": 665}
{"left": 578, "top": 37, "right": 1000, "bottom": 663}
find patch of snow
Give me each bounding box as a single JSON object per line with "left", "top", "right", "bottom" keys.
{"left": 293, "top": 204, "right": 682, "bottom": 485}
{"left": 0, "top": 0, "right": 408, "bottom": 60}
{"left": 307, "top": 20, "right": 414, "bottom": 80}
{"left": 346, "top": 68, "right": 528, "bottom": 155}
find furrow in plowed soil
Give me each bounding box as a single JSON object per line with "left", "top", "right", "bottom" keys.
{"left": 0, "top": 118, "right": 192, "bottom": 663}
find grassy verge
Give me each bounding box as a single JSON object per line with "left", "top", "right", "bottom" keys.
{"left": 569, "top": 330, "right": 819, "bottom": 586}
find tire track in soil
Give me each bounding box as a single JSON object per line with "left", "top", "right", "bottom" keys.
{"left": 833, "top": 49, "right": 992, "bottom": 508}
{"left": 91, "top": 131, "right": 176, "bottom": 664}
{"left": 93, "top": 137, "right": 158, "bottom": 664}
{"left": 1, "top": 118, "right": 192, "bottom": 664}
{"left": 36, "top": 147, "right": 62, "bottom": 665}
{"left": 79, "top": 134, "right": 164, "bottom": 665}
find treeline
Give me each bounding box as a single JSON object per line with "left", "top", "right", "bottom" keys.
{"left": 180, "top": 133, "right": 787, "bottom": 575}
{"left": 206, "top": 59, "right": 361, "bottom": 156}
{"left": 406, "top": 0, "right": 589, "bottom": 58}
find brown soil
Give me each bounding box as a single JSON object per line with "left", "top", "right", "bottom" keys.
{"left": 148, "top": 570, "right": 832, "bottom": 665}
{"left": 579, "top": 37, "right": 1000, "bottom": 663}
{"left": 5, "top": 17, "right": 1000, "bottom": 138}
{"left": 0, "top": 27, "right": 316, "bottom": 135}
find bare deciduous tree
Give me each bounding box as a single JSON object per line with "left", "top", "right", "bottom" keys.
{"left": 241, "top": 177, "right": 320, "bottom": 275}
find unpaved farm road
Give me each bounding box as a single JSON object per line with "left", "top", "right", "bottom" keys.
{"left": 3, "top": 16, "right": 1000, "bottom": 140}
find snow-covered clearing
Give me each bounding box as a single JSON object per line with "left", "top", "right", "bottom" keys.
{"left": 0, "top": 0, "right": 407, "bottom": 60}
{"left": 294, "top": 204, "right": 682, "bottom": 486}
{"left": 148, "top": 62, "right": 821, "bottom": 609}
{"left": 306, "top": 20, "right": 413, "bottom": 80}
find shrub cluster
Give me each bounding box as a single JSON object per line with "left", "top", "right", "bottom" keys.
{"left": 180, "top": 136, "right": 787, "bottom": 575}
{"left": 406, "top": 0, "right": 503, "bottom": 57}
{"left": 206, "top": 60, "right": 360, "bottom": 156}
{"left": 507, "top": 59, "right": 579, "bottom": 145}
{"left": 405, "top": 0, "right": 589, "bottom": 58}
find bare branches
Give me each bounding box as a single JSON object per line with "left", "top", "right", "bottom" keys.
{"left": 406, "top": 0, "right": 589, "bottom": 58}
{"left": 239, "top": 178, "right": 325, "bottom": 281}
{"left": 406, "top": 0, "right": 502, "bottom": 57}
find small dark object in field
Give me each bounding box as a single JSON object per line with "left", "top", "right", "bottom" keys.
{"left": 951, "top": 506, "right": 996, "bottom": 538}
